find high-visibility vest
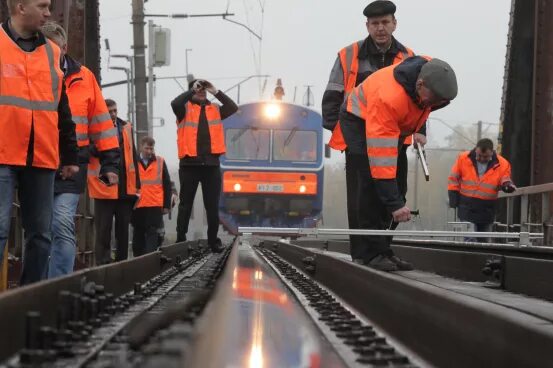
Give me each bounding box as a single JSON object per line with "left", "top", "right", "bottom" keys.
{"left": 65, "top": 64, "right": 118, "bottom": 151}
{"left": 0, "top": 27, "right": 63, "bottom": 169}
{"left": 345, "top": 63, "right": 430, "bottom": 179}
{"left": 136, "top": 156, "right": 164, "bottom": 208}
{"left": 329, "top": 40, "right": 413, "bottom": 151}
{"left": 448, "top": 151, "right": 512, "bottom": 201}
{"left": 87, "top": 122, "right": 137, "bottom": 199}
{"left": 177, "top": 102, "right": 225, "bottom": 158}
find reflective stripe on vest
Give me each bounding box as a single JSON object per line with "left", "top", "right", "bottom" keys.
{"left": 346, "top": 63, "right": 429, "bottom": 179}
{"left": 0, "top": 28, "right": 63, "bottom": 168}
{"left": 177, "top": 102, "right": 225, "bottom": 158}
{"left": 136, "top": 156, "right": 164, "bottom": 208}
{"left": 87, "top": 122, "right": 137, "bottom": 199}
{"left": 66, "top": 65, "right": 118, "bottom": 150}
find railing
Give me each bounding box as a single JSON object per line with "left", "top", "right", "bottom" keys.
{"left": 238, "top": 227, "right": 542, "bottom": 247}
{"left": 498, "top": 182, "right": 553, "bottom": 246}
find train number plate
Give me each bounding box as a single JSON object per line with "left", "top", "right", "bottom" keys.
{"left": 257, "top": 184, "right": 284, "bottom": 192}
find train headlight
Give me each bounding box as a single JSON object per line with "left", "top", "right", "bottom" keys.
{"left": 234, "top": 183, "right": 242, "bottom": 192}
{"left": 263, "top": 103, "right": 281, "bottom": 119}
{"left": 299, "top": 184, "right": 307, "bottom": 193}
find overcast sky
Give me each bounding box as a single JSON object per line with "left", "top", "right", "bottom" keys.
{"left": 98, "top": 0, "right": 511, "bottom": 166}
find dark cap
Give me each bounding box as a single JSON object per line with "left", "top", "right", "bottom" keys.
{"left": 419, "top": 58, "right": 458, "bottom": 100}
{"left": 363, "top": 0, "right": 396, "bottom": 18}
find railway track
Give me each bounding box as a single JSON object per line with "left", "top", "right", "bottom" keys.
{"left": 1, "top": 236, "right": 552, "bottom": 367}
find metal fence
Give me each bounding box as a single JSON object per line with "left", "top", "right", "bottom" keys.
{"left": 498, "top": 182, "right": 553, "bottom": 246}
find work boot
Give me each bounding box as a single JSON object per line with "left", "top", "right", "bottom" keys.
{"left": 366, "top": 254, "right": 398, "bottom": 272}
{"left": 209, "top": 238, "right": 224, "bottom": 253}
{"left": 352, "top": 258, "right": 366, "bottom": 266}
{"left": 389, "top": 256, "right": 414, "bottom": 271}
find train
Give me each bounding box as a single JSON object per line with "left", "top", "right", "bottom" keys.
{"left": 219, "top": 84, "right": 324, "bottom": 233}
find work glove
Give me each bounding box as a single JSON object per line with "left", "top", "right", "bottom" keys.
{"left": 448, "top": 191, "right": 459, "bottom": 208}
{"left": 501, "top": 182, "right": 516, "bottom": 193}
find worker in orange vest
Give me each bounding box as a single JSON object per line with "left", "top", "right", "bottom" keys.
{"left": 88, "top": 99, "right": 140, "bottom": 265}
{"left": 131, "top": 137, "right": 172, "bottom": 256}
{"left": 321, "top": 1, "right": 423, "bottom": 263}
{"left": 41, "top": 22, "right": 120, "bottom": 278}
{"left": 171, "top": 79, "right": 238, "bottom": 252}
{"left": 448, "top": 138, "right": 516, "bottom": 240}
{"left": 340, "top": 56, "right": 458, "bottom": 271}
{"left": 0, "top": 0, "right": 79, "bottom": 285}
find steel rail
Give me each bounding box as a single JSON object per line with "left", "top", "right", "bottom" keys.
{"left": 255, "top": 239, "right": 553, "bottom": 368}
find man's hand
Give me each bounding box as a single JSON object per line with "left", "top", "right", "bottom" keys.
{"left": 60, "top": 165, "right": 79, "bottom": 180}
{"left": 104, "top": 172, "right": 119, "bottom": 185}
{"left": 202, "top": 80, "right": 219, "bottom": 95}
{"left": 392, "top": 206, "right": 412, "bottom": 223}
{"left": 162, "top": 208, "right": 170, "bottom": 215}
{"left": 171, "top": 193, "right": 179, "bottom": 208}
{"left": 192, "top": 80, "right": 204, "bottom": 93}
{"left": 501, "top": 182, "right": 517, "bottom": 193}
{"left": 414, "top": 133, "right": 427, "bottom": 146}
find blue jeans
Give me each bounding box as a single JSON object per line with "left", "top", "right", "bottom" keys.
{"left": 48, "top": 193, "right": 80, "bottom": 278}
{"left": 465, "top": 223, "right": 493, "bottom": 242}
{"left": 0, "top": 166, "right": 55, "bottom": 285}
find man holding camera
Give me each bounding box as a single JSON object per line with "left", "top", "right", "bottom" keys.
{"left": 171, "top": 79, "right": 238, "bottom": 252}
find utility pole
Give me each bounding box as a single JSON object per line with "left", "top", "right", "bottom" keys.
{"left": 132, "top": 0, "right": 149, "bottom": 141}
{"left": 147, "top": 20, "right": 154, "bottom": 132}
{"left": 476, "top": 120, "right": 483, "bottom": 141}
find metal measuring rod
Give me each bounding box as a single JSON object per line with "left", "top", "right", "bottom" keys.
{"left": 413, "top": 137, "right": 430, "bottom": 181}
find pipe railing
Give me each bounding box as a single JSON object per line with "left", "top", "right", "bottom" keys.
{"left": 498, "top": 182, "right": 553, "bottom": 245}
{"left": 238, "top": 227, "right": 543, "bottom": 247}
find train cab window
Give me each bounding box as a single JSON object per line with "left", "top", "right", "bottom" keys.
{"left": 273, "top": 129, "right": 317, "bottom": 162}
{"left": 225, "top": 127, "right": 270, "bottom": 160}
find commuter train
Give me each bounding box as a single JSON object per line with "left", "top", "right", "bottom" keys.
{"left": 219, "top": 86, "right": 324, "bottom": 233}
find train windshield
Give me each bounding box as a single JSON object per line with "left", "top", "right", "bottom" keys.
{"left": 273, "top": 129, "right": 317, "bottom": 162}
{"left": 225, "top": 127, "right": 270, "bottom": 160}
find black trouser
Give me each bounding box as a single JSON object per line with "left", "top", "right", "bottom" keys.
{"left": 132, "top": 207, "right": 163, "bottom": 257}
{"left": 345, "top": 153, "right": 367, "bottom": 260}
{"left": 353, "top": 145, "right": 409, "bottom": 261}
{"left": 397, "top": 145, "right": 409, "bottom": 201}
{"left": 176, "top": 165, "right": 221, "bottom": 245}
{"left": 94, "top": 198, "right": 134, "bottom": 265}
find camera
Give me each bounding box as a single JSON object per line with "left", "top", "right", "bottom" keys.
{"left": 98, "top": 174, "right": 112, "bottom": 186}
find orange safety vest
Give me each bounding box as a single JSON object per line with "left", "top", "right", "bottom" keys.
{"left": 136, "top": 156, "right": 164, "bottom": 208}
{"left": 448, "top": 151, "right": 512, "bottom": 201}
{"left": 328, "top": 40, "right": 414, "bottom": 151}
{"left": 345, "top": 63, "right": 430, "bottom": 179}
{"left": 177, "top": 102, "right": 225, "bottom": 158}
{"left": 87, "top": 122, "right": 137, "bottom": 199}
{"left": 65, "top": 64, "right": 118, "bottom": 151}
{"left": 0, "top": 27, "right": 63, "bottom": 169}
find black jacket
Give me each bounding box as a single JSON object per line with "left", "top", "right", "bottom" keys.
{"left": 339, "top": 56, "right": 446, "bottom": 213}
{"left": 2, "top": 21, "right": 78, "bottom": 169}
{"left": 322, "top": 36, "right": 411, "bottom": 132}
{"left": 111, "top": 118, "right": 141, "bottom": 199}
{"left": 171, "top": 90, "right": 238, "bottom": 166}
{"left": 54, "top": 55, "right": 120, "bottom": 194}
